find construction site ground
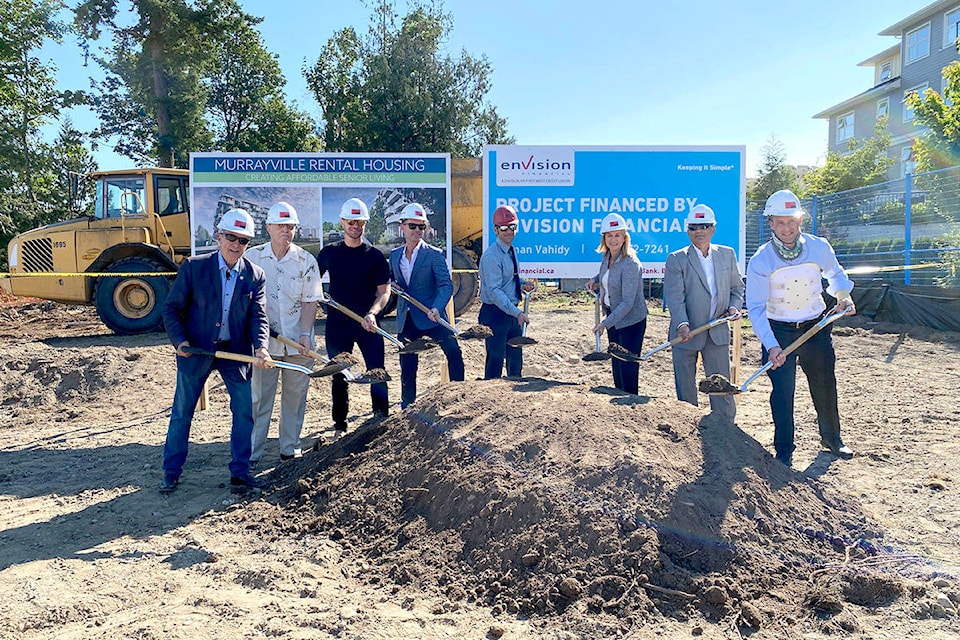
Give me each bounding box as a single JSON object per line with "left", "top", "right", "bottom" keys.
{"left": 1, "top": 288, "right": 958, "bottom": 639}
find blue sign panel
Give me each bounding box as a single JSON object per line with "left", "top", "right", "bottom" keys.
{"left": 483, "top": 146, "right": 745, "bottom": 278}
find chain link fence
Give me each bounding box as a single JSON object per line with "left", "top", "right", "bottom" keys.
{"left": 748, "top": 166, "right": 960, "bottom": 288}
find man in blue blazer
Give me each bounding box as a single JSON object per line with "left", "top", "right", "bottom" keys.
{"left": 389, "top": 203, "right": 464, "bottom": 409}
{"left": 663, "top": 204, "right": 744, "bottom": 422}
{"left": 160, "top": 208, "right": 271, "bottom": 494}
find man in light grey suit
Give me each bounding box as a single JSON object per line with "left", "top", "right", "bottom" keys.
{"left": 663, "top": 204, "right": 745, "bottom": 421}
{"left": 389, "top": 203, "right": 464, "bottom": 409}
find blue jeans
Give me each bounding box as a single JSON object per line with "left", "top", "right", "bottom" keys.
{"left": 608, "top": 319, "right": 646, "bottom": 395}
{"left": 399, "top": 321, "right": 464, "bottom": 408}
{"left": 479, "top": 303, "right": 523, "bottom": 379}
{"left": 162, "top": 359, "right": 254, "bottom": 479}
{"left": 763, "top": 319, "right": 842, "bottom": 460}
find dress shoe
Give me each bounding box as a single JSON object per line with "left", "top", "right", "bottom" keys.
{"left": 159, "top": 475, "right": 179, "bottom": 494}
{"left": 230, "top": 474, "right": 264, "bottom": 489}
{"left": 821, "top": 440, "right": 854, "bottom": 459}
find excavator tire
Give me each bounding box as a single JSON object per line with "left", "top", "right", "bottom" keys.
{"left": 451, "top": 245, "right": 478, "bottom": 317}
{"left": 94, "top": 256, "right": 170, "bottom": 335}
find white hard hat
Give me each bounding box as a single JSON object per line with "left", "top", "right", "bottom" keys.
{"left": 600, "top": 213, "right": 627, "bottom": 233}
{"left": 685, "top": 204, "right": 716, "bottom": 226}
{"left": 398, "top": 202, "right": 427, "bottom": 222}
{"left": 266, "top": 201, "right": 299, "bottom": 225}
{"left": 763, "top": 190, "right": 805, "bottom": 217}
{"left": 217, "top": 208, "right": 255, "bottom": 237}
{"left": 340, "top": 197, "right": 370, "bottom": 220}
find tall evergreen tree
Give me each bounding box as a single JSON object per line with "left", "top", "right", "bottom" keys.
{"left": 305, "top": 0, "right": 513, "bottom": 155}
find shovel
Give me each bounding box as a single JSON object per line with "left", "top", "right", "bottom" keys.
{"left": 507, "top": 291, "right": 537, "bottom": 348}
{"left": 582, "top": 290, "right": 612, "bottom": 362}
{"left": 699, "top": 308, "right": 852, "bottom": 396}
{"left": 641, "top": 316, "right": 733, "bottom": 360}
{"left": 179, "top": 347, "right": 328, "bottom": 377}
{"left": 270, "top": 331, "right": 359, "bottom": 379}
{"left": 390, "top": 283, "right": 491, "bottom": 340}
{"left": 322, "top": 296, "right": 436, "bottom": 354}
{"left": 607, "top": 342, "right": 643, "bottom": 363}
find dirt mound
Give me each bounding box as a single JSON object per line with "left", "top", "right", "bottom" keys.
{"left": 1, "top": 347, "right": 147, "bottom": 409}
{"left": 257, "top": 377, "right": 897, "bottom": 635}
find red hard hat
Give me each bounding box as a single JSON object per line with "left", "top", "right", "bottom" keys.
{"left": 493, "top": 205, "right": 518, "bottom": 226}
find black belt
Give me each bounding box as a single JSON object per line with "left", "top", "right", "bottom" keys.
{"left": 214, "top": 340, "right": 230, "bottom": 349}
{"left": 769, "top": 315, "right": 823, "bottom": 330}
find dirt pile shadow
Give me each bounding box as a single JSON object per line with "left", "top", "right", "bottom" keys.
{"left": 261, "top": 378, "right": 903, "bottom": 635}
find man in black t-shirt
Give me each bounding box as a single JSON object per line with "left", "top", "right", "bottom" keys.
{"left": 317, "top": 197, "right": 392, "bottom": 435}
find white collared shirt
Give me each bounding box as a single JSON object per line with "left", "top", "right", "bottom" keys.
{"left": 695, "top": 246, "right": 718, "bottom": 317}
{"left": 398, "top": 240, "right": 424, "bottom": 285}
{"left": 246, "top": 242, "right": 323, "bottom": 356}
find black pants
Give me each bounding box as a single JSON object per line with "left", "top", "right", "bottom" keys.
{"left": 325, "top": 315, "right": 388, "bottom": 424}
{"left": 763, "top": 319, "right": 841, "bottom": 460}
{"left": 608, "top": 319, "right": 646, "bottom": 395}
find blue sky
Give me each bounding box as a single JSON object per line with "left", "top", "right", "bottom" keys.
{"left": 46, "top": 0, "right": 924, "bottom": 176}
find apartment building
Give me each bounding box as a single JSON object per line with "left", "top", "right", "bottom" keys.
{"left": 814, "top": 1, "right": 960, "bottom": 179}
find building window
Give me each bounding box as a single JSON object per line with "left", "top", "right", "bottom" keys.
{"left": 903, "top": 83, "right": 929, "bottom": 122}
{"left": 877, "top": 97, "right": 890, "bottom": 119}
{"left": 901, "top": 146, "right": 917, "bottom": 177}
{"left": 836, "top": 112, "right": 855, "bottom": 143}
{"left": 879, "top": 61, "right": 893, "bottom": 81}
{"left": 906, "top": 23, "right": 930, "bottom": 63}
{"left": 946, "top": 7, "right": 960, "bottom": 48}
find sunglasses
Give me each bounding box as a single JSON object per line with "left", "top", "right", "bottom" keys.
{"left": 344, "top": 219, "right": 366, "bottom": 227}
{"left": 406, "top": 222, "right": 427, "bottom": 230}
{"left": 222, "top": 232, "right": 250, "bottom": 245}
{"left": 687, "top": 223, "right": 714, "bottom": 231}
{"left": 496, "top": 224, "right": 518, "bottom": 232}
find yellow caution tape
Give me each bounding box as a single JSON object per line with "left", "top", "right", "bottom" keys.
{"left": 1, "top": 271, "right": 177, "bottom": 278}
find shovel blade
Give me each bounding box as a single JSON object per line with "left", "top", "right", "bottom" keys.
{"left": 310, "top": 362, "right": 350, "bottom": 378}
{"left": 607, "top": 343, "right": 642, "bottom": 363}
{"left": 507, "top": 336, "right": 538, "bottom": 348}
{"left": 398, "top": 337, "right": 436, "bottom": 354}
{"left": 457, "top": 324, "right": 493, "bottom": 340}
{"left": 698, "top": 374, "right": 742, "bottom": 395}
{"left": 582, "top": 351, "right": 612, "bottom": 362}
{"left": 353, "top": 368, "right": 392, "bottom": 384}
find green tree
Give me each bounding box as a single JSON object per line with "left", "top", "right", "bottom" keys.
{"left": 0, "top": 0, "right": 91, "bottom": 269}
{"left": 75, "top": 0, "right": 319, "bottom": 166}
{"left": 748, "top": 135, "right": 798, "bottom": 202}
{"left": 803, "top": 119, "right": 894, "bottom": 195}
{"left": 74, "top": 0, "right": 232, "bottom": 167}
{"left": 906, "top": 61, "right": 960, "bottom": 171}
{"left": 206, "top": 16, "right": 321, "bottom": 151}
{"left": 305, "top": 0, "right": 514, "bottom": 156}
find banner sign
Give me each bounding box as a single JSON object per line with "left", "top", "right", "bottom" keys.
{"left": 189, "top": 152, "right": 451, "bottom": 265}
{"left": 482, "top": 145, "right": 745, "bottom": 278}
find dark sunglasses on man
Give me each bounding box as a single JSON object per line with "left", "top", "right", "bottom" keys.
{"left": 222, "top": 232, "right": 250, "bottom": 245}
{"left": 496, "top": 223, "right": 518, "bottom": 232}
{"left": 687, "top": 223, "right": 713, "bottom": 231}
{"left": 406, "top": 222, "right": 427, "bottom": 230}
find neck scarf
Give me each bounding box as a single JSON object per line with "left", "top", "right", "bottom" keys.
{"left": 772, "top": 234, "right": 802, "bottom": 261}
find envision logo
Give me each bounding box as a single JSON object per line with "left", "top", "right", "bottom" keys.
{"left": 495, "top": 146, "right": 575, "bottom": 186}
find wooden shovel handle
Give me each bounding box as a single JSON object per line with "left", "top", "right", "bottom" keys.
{"left": 273, "top": 332, "right": 326, "bottom": 362}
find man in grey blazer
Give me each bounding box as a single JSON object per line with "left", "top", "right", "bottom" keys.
{"left": 663, "top": 204, "right": 744, "bottom": 421}
{"left": 389, "top": 203, "right": 464, "bottom": 408}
